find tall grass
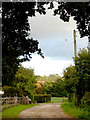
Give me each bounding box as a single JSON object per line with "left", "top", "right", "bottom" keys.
{"left": 61, "top": 101, "right": 90, "bottom": 120}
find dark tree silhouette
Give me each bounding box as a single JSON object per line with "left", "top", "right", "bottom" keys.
{"left": 2, "top": 2, "right": 45, "bottom": 86}
{"left": 53, "top": 2, "right": 90, "bottom": 38}
{"left": 2, "top": 2, "right": 90, "bottom": 86}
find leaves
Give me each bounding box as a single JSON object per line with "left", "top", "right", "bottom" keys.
{"left": 15, "top": 65, "right": 36, "bottom": 97}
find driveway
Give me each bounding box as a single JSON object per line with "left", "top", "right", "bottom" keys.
{"left": 19, "top": 103, "right": 77, "bottom": 119}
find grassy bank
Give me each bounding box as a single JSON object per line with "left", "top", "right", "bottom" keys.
{"left": 61, "top": 101, "right": 90, "bottom": 120}
{"left": 2, "top": 104, "right": 39, "bottom": 119}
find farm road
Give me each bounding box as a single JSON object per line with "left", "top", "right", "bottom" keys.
{"left": 19, "top": 103, "right": 78, "bottom": 120}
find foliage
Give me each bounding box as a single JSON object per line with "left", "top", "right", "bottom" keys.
{"left": 74, "top": 48, "right": 90, "bottom": 106}
{"left": 2, "top": 86, "right": 21, "bottom": 97}
{"left": 48, "top": 74, "right": 62, "bottom": 81}
{"left": 81, "top": 92, "right": 90, "bottom": 107}
{"left": 2, "top": 2, "right": 44, "bottom": 86}
{"left": 35, "top": 74, "right": 62, "bottom": 94}
{"left": 2, "top": 104, "right": 39, "bottom": 118}
{"left": 43, "top": 78, "right": 67, "bottom": 97}
{"left": 64, "top": 65, "right": 76, "bottom": 102}
{"left": 15, "top": 65, "right": 36, "bottom": 98}
{"left": 36, "top": 74, "right": 61, "bottom": 82}
{"left": 34, "top": 94, "right": 51, "bottom": 103}
{"left": 43, "top": 80, "right": 53, "bottom": 94}
{"left": 51, "top": 79, "right": 67, "bottom": 97}
{"left": 35, "top": 82, "right": 43, "bottom": 94}
{"left": 63, "top": 48, "right": 90, "bottom": 107}
{"left": 2, "top": 2, "right": 89, "bottom": 86}
{"left": 61, "top": 101, "right": 90, "bottom": 120}
{"left": 53, "top": 2, "right": 90, "bottom": 38}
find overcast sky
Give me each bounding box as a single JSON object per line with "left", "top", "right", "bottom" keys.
{"left": 22, "top": 5, "right": 88, "bottom": 77}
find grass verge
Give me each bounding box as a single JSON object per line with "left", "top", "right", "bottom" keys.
{"left": 2, "top": 104, "right": 39, "bottom": 119}
{"left": 61, "top": 101, "right": 90, "bottom": 120}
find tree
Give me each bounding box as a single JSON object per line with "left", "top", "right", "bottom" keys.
{"left": 74, "top": 48, "right": 90, "bottom": 106}
{"left": 43, "top": 80, "right": 53, "bottom": 94}
{"left": 51, "top": 79, "right": 67, "bottom": 97}
{"left": 15, "top": 65, "right": 36, "bottom": 98}
{"left": 35, "top": 82, "right": 43, "bottom": 94}
{"left": 2, "top": 2, "right": 90, "bottom": 86}
{"left": 53, "top": 2, "right": 90, "bottom": 38}
{"left": 2, "top": 2, "right": 44, "bottom": 86}
{"left": 48, "top": 74, "right": 62, "bottom": 81}
{"left": 64, "top": 65, "right": 76, "bottom": 102}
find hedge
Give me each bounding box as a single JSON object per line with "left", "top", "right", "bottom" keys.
{"left": 2, "top": 86, "right": 22, "bottom": 97}
{"left": 34, "top": 94, "right": 51, "bottom": 103}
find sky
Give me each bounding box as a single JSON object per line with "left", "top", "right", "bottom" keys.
{"left": 22, "top": 4, "right": 88, "bottom": 77}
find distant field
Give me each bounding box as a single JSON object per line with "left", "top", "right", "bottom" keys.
{"left": 51, "top": 97, "right": 68, "bottom": 103}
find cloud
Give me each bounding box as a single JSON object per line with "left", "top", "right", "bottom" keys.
{"left": 29, "top": 8, "right": 76, "bottom": 40}
{"left": 22, "top": 6, "right": 88, "bottom": 76}
{"left": 22, "top": 54, "right": 74, "bottom": 77}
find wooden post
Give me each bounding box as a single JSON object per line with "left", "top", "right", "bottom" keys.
{"left": 74, "top": 29, "right": 76, "bottom": 58}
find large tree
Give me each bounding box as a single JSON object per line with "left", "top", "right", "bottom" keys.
{"left": 2, "top": 2, "right": 45, "bottom": 86}
{"left": 2, "top": 2, "right": 90, "bottom": 86}
{"left": 53, "top": 2, "right": 90, "bottom": 38}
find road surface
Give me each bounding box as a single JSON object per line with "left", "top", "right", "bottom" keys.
{"left": 19, "top": 103, "right": 78, "bottom": 120}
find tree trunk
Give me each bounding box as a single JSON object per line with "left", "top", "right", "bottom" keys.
{"left": 68, "top": 94, "right": 72, "bottom": 102}
{"left": 75, "top": 93, "right": 79, "bottom": 106}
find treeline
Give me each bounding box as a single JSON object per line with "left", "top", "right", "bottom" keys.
{"left": 2, "top": 48, "right": 90, "bottom": 107}
{"left": 2, "top": 65, "right": 65, "bottom": 99}
{"left": 37, "top": 48, "right": 90, "bottom": 107}
{"left": 36, "top": 78, "right": 67, "bottom": 97}
{"left": 2, "top": 65, "right": 37, "bottom": 100}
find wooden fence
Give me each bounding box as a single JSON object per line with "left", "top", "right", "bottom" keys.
{"left": 0, "top": 97, "right": 22, "bottom": 111}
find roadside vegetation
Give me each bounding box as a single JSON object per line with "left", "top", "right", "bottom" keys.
{"left": 61, "top": 48, "right": 90, "bottom": 120}
{"left": 61, "top": 101, "right": 90, "bottom": 120}
{"left": 1, "top": 2, "right": 90, "bottom": 120}
{"left": 2, "top": 104, "right": 39, "bottom": 118}
{"left": 2, "top": 49, "right": 90, "bottom": 120}
{"left": 2, "top": 97, "right": 66, "bottom": 119}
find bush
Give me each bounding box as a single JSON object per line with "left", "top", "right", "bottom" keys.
{"left": 34, "top": 94, "right": 51, "bottom": 103}
{"left": 81, "top": 92, "right": 90, "bottom": 107}
{"left": 2, "top": 86, "right": 22, "bottom": 97}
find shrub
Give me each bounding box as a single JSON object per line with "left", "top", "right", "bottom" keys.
{"left": 2, "top": 86, "right": 22, "bottom": 97}
{"left": 34, "top": 94, "right": 51, "bottom": 103}
{"left": 81, "top": 92, "right": 90, "bottom": 107}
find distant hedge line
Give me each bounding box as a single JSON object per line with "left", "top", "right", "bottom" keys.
{"left": 34, "top": 94, "right": 51, "bottom": 103}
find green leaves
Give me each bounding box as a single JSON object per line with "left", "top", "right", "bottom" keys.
{"left": 15, "top": 65, "right": 36, "bottom": 97}
{"left": 64, "top": 48, "right": 90, "bottom": 106}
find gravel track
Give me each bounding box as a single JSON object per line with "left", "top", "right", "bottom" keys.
{"left": 19, "top": 103, "right": 75, "bottom": 119}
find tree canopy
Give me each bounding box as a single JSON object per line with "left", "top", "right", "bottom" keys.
{"left": 15, "top": 65, "right": 36, "bottom": 98}
{"left": 2, "top": 2, "right": 90, "bottom": 86}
